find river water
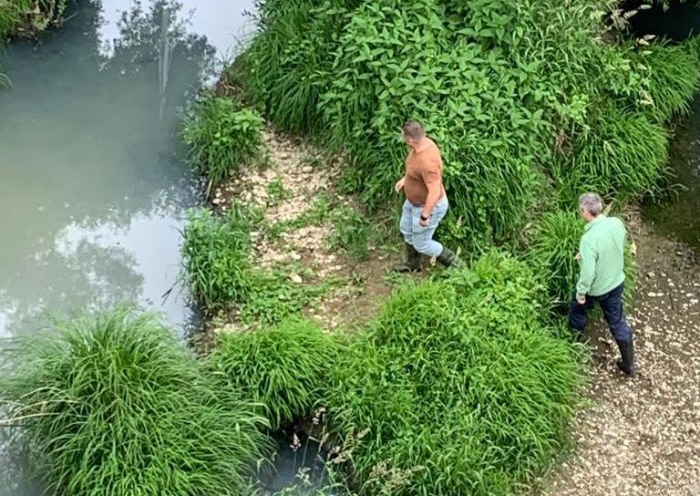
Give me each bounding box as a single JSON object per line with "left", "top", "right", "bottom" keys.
{"left": 630, "top": 0, "right": 700, "bottom": 249}
{"left": 0, "top": 0, "right": 253, "bottom": 493}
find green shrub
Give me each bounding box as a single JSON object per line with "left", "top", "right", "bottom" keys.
{"left": 182, "top": 207, "right": 253, "bottom": 310}
{"left": 239, "top": 0, "right": 696, "bottom": 252}
{"left": 323, "top": 252, "right": 584, "bottom": 495}
{"left": 633, "top": 39, "right": 700, "bottom": 122}
{"left": 0, "top": 306, "right": 268, "bottom": 496}
{"left": 183, "top": 95, "right": 264, "bottom": 184}
{"left": 207, "top": 320, "right": 340, "bottom": 430}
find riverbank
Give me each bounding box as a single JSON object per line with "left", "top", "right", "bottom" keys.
{"left": 543, "top": 219, "right": 700, "bottom": 496}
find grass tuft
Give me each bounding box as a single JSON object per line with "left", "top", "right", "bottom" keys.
{"left": 322, "top": 252, "right": 584, "bottom": 495}
{"left": 207, "top": 320, "right": 340, "bottom": 430}
{"left": 0, "top": 306, "right": 268, "bottom": 496}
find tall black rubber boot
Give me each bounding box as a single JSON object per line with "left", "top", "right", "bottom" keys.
{"left": 615, "top": 339, "right": 635, "bottom": 377}
{"left": 393, "top": 243, "right": 422, "bottom": 273}
{"left": 436, "top": 247, "right": 462, "bottom": 268}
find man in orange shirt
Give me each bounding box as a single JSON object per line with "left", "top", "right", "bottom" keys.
{"left": 393, "top": 121, "right": 461, "bottom": 272}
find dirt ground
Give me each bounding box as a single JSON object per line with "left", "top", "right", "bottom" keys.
{"left": 542, "top": 223, "right": 700, "bottom": 496}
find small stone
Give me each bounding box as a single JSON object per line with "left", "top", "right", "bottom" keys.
{"left": 302, "top": 166, "right": 313, "bottom": 173}
{"left": 290, "top": 274, "right": 303, "bottom": 284}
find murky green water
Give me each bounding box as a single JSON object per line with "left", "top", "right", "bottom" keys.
{"left": 0, "top": 0, "right": 253, "bottom": 493}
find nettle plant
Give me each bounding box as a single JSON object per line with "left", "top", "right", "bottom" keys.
{"left": 183, "top": 95, "right": 264, "bottom": 184}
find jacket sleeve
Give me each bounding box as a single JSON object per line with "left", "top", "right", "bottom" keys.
{"left": 576, "top": 236, "right": 596, "bottom": 297}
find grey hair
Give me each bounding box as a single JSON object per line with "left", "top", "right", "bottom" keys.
{"left": 578, "top": 192, "right": 604, "bottom": 216}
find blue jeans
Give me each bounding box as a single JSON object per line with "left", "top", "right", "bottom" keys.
{"left": 568, "top": 283, "right": 633, "bottom": 342}
{"left": 399, "top": 197, "right": 449, "bottom": 258}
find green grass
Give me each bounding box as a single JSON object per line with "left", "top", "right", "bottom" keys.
{"left": 633, "top": 39, "right": 700, "bottom": 122}
{"left": 554, "top": 104, "right": 669, "bottom": 205}
{"left": 0, "top": 306, "right": 268, "bottom": 496}
{"left": 182, "top": 207, "right": 253, "bottom": 310}
{"left": 207, "top": 319, "right": 340, "bottom": 430}
{"left": 322, "top": 252, "right": 584, "bottom": 495}
{"left": 527, "top": 210, "right": 638, "bottom": 310}
{"left": 183, "top": 94, "right": 264, "bottom": 185}
{"left": 0, "top": 0, "right": 68, "bottom": 40}
{"left": 330, "top": 206, "right": 371, "bottom": 262}
{"left": 182, "top": 206, "right": 335, "bottom": 324}
{"left": 527, "top": 210, "right": 586, "bottom": 307}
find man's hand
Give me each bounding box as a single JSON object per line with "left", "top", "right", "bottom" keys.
{"left": 394, "top": 177, "right": 405, "bottom": 193}
{"left": 419, "top": 214, "right": 430, "bottom": 227}
{"left": 576, "top": 294, "right": 586, "bottom": 305}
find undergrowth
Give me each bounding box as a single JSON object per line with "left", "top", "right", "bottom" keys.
{"left": 0, "top": 306, "right": 268, "bottom": 496}
{"left": 234, "top": 0, "right": 700, "bottom": 252}
{"left": 182, "top": 206, "right": 334, "bottom": 325}
{"left": 321, "top": 252, "right": 585, "bottom": 495}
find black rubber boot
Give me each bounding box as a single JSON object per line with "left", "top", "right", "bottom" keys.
{"left": 436, "top": 247, "right": 462, "bottom": 268}
{"left": 615, "top": 339, "right": 635, "bottom": 377}
{"left": 393, "top": 243, "right": 422, "bottom": 273}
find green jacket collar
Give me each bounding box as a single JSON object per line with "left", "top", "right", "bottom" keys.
{"left": 584, "top": 215, "right": 606, "bottom": 232}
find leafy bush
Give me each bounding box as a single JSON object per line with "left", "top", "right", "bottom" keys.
{"left": 207, "top": 320, "right": 340, "bottom": 430}
{"left": 0, "top": 306, "right": 268, "bottom": 496}
{"left": 323, "top": 252, "right": 584, "bottom": 495}
{"left": 238, "top": 0, "right": 699, "bottom": 252}
{"left": 183, "top": 95, "right": 264, "bottom": 184}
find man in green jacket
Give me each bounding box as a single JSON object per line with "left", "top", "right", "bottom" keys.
{"left": 569, "top": 193, "right": 635, "bottom": 377}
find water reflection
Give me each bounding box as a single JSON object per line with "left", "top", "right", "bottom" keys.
{"left": 0, "top": 0, "right": 218, "bottom": 340}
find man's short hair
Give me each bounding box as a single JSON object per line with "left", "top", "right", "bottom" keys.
{"left": 578, "top": 192, "right": 604, "bottom": 216}
{"left": 402, "top": 121, "right": 425, "bottom": 140}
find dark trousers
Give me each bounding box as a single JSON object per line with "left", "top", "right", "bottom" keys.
{"left": 568, "top": 283, "right": 633, "bottom": 342}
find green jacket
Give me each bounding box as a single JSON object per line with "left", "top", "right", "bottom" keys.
{"left": 576, "top": 215, "right": 627, "bottom": 298}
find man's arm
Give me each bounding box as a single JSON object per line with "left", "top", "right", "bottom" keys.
{"left": 576, "top": 237, "right": 596, "bottom": 299}
{"left": 420, "top": 162, "right": 442, "bottom": 220}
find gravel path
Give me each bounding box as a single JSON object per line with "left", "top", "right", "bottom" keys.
{"left": 544, "top": 229, "right": 700, "bottom": 496}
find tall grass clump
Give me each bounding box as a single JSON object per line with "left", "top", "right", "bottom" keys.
{"left": 183, "top": 94, "right": 264, "bottom": 184}
{"left": 0, "top": 306, "right": 268, "bottom": 496}
{"left": 207, "top": 320, "right": 340, "bottom": 430}
{"left": 527, "top": 210, "right": 586, "bottom": 307}
{"left": 554, "top": 105, "right": 669, "bottom": 205}
{"left": 182, "top": 207, "right": 253, "bottom": 310}
{"left": 527, "top": 210, "right": 638, "bottom": 309}
{"left": 322, "top": 252, "right": 584, "bottom": 495}
{"left": 633, "top": 39, "right": 700, "bottom": 122}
